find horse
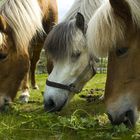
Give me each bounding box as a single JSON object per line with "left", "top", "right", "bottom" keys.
{"left": 19, "top": 0, "right": 58, "bottom": 103}
{"left": 43, "top": 0, "right": 103, "bottom": 112}
{"left": 0, "top": 0, "right": 57, "bottom": 110}
{"left": 87, "top": 0, "right": 140, "bottom": 127}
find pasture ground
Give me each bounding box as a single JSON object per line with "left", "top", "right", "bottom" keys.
{"left": 0, "top": 74, "right": 140, "bottom": 140}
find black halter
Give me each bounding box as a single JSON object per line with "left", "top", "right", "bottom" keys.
{"left": 46, "top": 58, "right": 97, "bottom": 93}
{"left": 46, "top": 80, "right": 80, "bottom": 93}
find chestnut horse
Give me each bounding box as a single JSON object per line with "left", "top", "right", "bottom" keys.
{"left": 20, "top": 0, "right": 58, "bottom": 103}
{"left": 0, "top": 0, "right": 57, "bottom": 110}
{"left": 87, "top": 0, "right": 140, "bottom": 127}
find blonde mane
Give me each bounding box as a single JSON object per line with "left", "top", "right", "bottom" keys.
{"left": 87, "top": 0, "right": 140, "bottom": 57}
{"left": 0, "top": 0, "right": 43, "bottom": 51}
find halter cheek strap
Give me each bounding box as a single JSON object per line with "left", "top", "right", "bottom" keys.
{"left": 46, "top": 58, "right": 96, "bottom": 93}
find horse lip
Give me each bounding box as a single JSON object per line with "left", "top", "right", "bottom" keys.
{"left": 44, "top": 99, "right": 56, "bottom": 112}
{"left": 123, "top": 110, "right": 135, "bottom": 128}
{"left": 123, "top": 118, "right": 134, "bottom": 128}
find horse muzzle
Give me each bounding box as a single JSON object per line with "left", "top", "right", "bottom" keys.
{"left": 44, "top": 92, "right": 68, "bottom": 112}
{"left": 107, "top": 109, "right": 137, "bottom": 128}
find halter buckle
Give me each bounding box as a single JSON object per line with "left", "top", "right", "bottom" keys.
{"left": 69, "top": 84, "right": 81, "bottom": 93}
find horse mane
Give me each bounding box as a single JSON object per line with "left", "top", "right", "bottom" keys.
{"left": 44, "top": 20, "right": 86, "bottom": 60}
{"left": 0, "top": 33, "right": 6, "bottom": 49}
{"left": 63, "top": 0, "right": 103, "bottom": 24}
{"left": 87, "top": 0, "right": 140, "bottom": 58}
{"left": 0, "top": 0, "right": 43, "bottom": 52}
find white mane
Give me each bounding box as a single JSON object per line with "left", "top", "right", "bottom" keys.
{"left": 87, "top": 0, "right": 140, "bottom": 57}
{"left": 0, "top": 0, "right": 43, "bottom": 51}
{"left": 63, "top": 0, "right": 103, "bottom": 24}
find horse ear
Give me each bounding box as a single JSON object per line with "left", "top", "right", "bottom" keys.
{"left": 109, "top": 0, "right": 131, "bottom": 21}
{"left": 0, "top": 15, "right": 10, "bottom": 33}
{"left": 76, "top": 13, "right": 85, "bottom": 33}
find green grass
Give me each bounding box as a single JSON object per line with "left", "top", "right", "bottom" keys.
{"left": 0, "top": 74, "right": 140, "bottom": 140}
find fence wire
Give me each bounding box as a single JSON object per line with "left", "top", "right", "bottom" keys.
{"left": 97, "top": 58, "right": 108, "bottom": 74}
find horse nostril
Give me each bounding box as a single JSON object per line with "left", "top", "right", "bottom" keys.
{"left": 107, "top": 112, "right": 126, "bottom": 125}
{"left": 107, "top": 113, "right": 114, "bottom": 124}
{"left": 44, "top": 98, "right": 56, "bottom": 112}
{"left": 44, "top": 97, "right": 67, "bottom": 113}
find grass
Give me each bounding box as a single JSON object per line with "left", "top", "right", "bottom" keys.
{"left": 0, "top": 74, "right": 140, "bottom": 140}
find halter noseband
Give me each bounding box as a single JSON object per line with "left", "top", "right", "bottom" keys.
{"left": 46, "top": 80, "right": 80, "bottom": 93}
{"left": 46, "top": 58, "right": 97, "bottom": 93}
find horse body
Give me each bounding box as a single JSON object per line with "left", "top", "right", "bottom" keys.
{"left": 20, "top": 0, "right": 58, "bottom": 103}
{"left": 87, "top": 0, "right": 140, "bottom": 126}
{"left": 43, "top": 0, "right": 102, "bottom": 112}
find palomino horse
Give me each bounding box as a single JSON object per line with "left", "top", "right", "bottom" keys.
{"left": 20, "top": 0, "right": 58, "bottom": 103}
{"left": 87, "top": 0, "right": 140, "bottom": 127}
{"left": 43, "top": 0, "right": 102, "bottom": 112}
{"left": 0, "top": 0, "right": 44, "bottom": 110}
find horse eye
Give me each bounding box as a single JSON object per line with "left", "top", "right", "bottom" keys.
{"left": 71, "top": 52, "right": 81, "bottom": 58}
{"left": 116, "top": 47, "right": 128, "bottom": 57}
{"left": 0, "top": 53, "right": 7, "bottom": 60}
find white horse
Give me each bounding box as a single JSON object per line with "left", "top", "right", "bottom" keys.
{"left": 43, "top": 0, "right": 102, "bottom": 112}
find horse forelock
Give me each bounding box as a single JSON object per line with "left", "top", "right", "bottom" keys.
{"left": 87, "top": 0, "right": 140, "bottom": 58}
{"left": 0, "top": 0, "right": 43, "bottom": 52}
{"left": 44, "top": 20, "right": 85, "bottom": 61}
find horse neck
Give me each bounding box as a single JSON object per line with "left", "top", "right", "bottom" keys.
{"left": 63, "top": 0, "right": 103, "bottom": 24}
